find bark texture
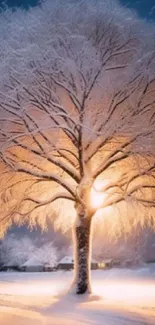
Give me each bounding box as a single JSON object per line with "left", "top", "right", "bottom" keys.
{"left": 73, "top": 211, "right": 92, "bottom": 294}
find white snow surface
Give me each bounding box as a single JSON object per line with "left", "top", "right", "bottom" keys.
{"left": 0, "top": 265, "right": 155, "bottom": 325}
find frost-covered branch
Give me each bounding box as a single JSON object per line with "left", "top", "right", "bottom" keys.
{"left": 0, "top": 0, "right": 155, "bottom": 237}
{"left": 16, "top": 167, "right": 76, "bottom": 198}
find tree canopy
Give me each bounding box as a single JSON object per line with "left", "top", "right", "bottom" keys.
{"left": 0, "top": 0, "right": 155, "bottom": 238}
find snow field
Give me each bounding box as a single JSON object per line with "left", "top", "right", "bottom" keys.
{"left": 0, "top": 266, "right": 155, "bottom": 325}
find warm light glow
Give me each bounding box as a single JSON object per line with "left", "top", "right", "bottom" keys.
{"left": 93, "top": 280, "right": 155, "bottom": 307}
{"left": 1, "top": 272, "right": 155, "bottom": 310}
{"left": 90, "top": 180, "right": 107, "bottom": 209}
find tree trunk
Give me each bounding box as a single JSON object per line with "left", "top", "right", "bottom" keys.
{"left": 73, "top": 211, "right": 92, "bottom": 295}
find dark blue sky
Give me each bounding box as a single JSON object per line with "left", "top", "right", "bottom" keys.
{"left": 1, "top": 1, "right": 155, "bottom": 19}
{"left": 121, "top": 0, "right": 155, "bottom": 19}
{"left": 1, "top": 0, "right": 38, "bottom": 9}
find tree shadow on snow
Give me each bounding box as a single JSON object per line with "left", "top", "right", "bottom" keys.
{"left": 1, "top": 291, "right": 155, "bottom": 325}
{"left": 39, "top": 292, "right": 155, "bottom": 325}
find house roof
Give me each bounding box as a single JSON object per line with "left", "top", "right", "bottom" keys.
{"left": 101, "top": 259, "right": 113, "bottom": 263}
{"left": 22, "top": 258, "right": 44, "bottom": 267}
{"left": 59, "top": 256, "right": 74, "bottom": 264}
{"left": 23, "top": 262, "right": 43, "bottom": 267}
{"left": 59, "top": 256, "right": 98, "bottom": 264}
{"left": 91, "top": 258, "right": 98, "bottom": 264}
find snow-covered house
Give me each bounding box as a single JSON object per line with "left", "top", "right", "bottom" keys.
{"left": 98, "top": 259, "right": 113, "bottom": 269}
{"left": 21, "top": 246, "right": 58, "bottom": 272}
{"left": 21, "top": 258, "right": 49, "bottom": 272}
{"left": 58, "top": 256, "right": 74, "bottom": 270}
{"left": 58, "top": 256, "right": 98, "bottom": 270}
{"left": 91, "top": 258, "right": 98, "bottom": 270}
{"left": 21, "top": 261, "right": 44, "bottom": 272}
{"left": 21, "top": 263, "right": 56, "bottom": 272}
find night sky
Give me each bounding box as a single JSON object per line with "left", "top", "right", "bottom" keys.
{"left": 121, "top": 0, "right": 155, "bottom": 19}
{"left": 1, "top": 0, "right": 38, "bottom": 9}
{"left": 0, "top": 0, "right": 155, "bottom": 20}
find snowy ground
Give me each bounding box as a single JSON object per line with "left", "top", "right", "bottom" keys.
{"left": 0, "top": 265, "right": 155, "bottom": 325}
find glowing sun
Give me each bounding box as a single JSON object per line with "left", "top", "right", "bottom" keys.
{"left": 90, "top": 180, "right": 107, "bottom": 209}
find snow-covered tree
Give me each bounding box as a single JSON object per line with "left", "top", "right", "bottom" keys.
{"left": 0, "top": 235, "right": 36, "bottom": 266}
{"left": 0, "top": 235, "right": 57, "bottom": 267}
{"left": 0, "top": 0, "right": 155, "bottom": 294}
{"left": 24, "top": 242, "right": 57, "bottom": 267}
